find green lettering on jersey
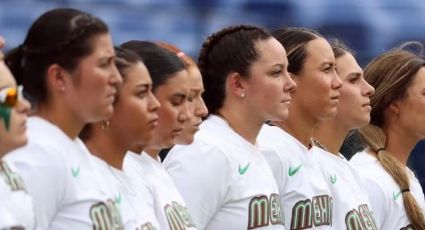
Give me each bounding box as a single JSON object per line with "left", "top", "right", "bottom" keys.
{"left": 164, "top": 201, "right": 196, "bottom": 230}
{"left": 291, "top": 199, "right": 313, "bottom": 230}
{"left": 138, "top": 222, "right": 157, "bottom": 230}
{"left": 248, "top": 195, "right": 269, "bottom": 229}
{"left": 269, "top": 193, "right": 284, "bottom": 225}
{"left": 0, "top": 161, "right": 26, "bottom": 191}
{"left": 90, "top": 199, "right": 124, "bottom": 230}
{"left": 345, "top": 209, "right": 363, "bottom": 230}
{"left": 291, "top": 195, "right": 333, "bottom": 229}
{"left": 345, "top": 204, "right": 377, "bottom": 230}
{"left": 312, "top": 195, "right": 332, "bottom": 226}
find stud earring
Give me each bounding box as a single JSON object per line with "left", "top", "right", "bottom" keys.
{"left": 101, "top": 120, "right": 110, "bottom": 131}
{"left": 241, "top": 92, "right": 246, "bottom": 98}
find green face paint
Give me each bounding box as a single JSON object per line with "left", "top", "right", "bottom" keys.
{"left": 0, "top": 104, "right": 12, "bottom": 131}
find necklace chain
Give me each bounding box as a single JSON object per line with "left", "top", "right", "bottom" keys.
{"left": 312, "top": 139, "right": 329, "bottom": 152}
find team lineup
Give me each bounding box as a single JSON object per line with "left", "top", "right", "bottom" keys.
{"left": 0, "top": 7, "right": 425, "bottom": 230}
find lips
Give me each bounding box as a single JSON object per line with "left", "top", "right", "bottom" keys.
{"left": 172, "top": 128, "right": 183, "bottom": 133}
{"left": 281, "top": 97, "right": 291, "bottom": 103}
{"left": 148, "top": 117, "right": 159, "bottom": 129}
{"left": 330, "top": 94, "right": 340, "bottom": 100}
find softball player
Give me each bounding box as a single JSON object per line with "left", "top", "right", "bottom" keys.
{"left": 79, "top": 46, "right": 161, "bottom": 229}
{"left": 121, "top": 41, "right": 196, "bottom": 230}
{"left": 311, "top": 39, "right": 377, "bottom": 229}
{"left": 350, "top": 44, "right": 425, "bottom": 230}
{"left": 258, "top": 27, "right": 341, "bottom": 230}
{"left": 4, "top": 8, "right": 124, "bottom": 229}
{"left": 164, "top": 25, "right": 295, "bottom": 229}
{"left": 0, "top": 35, "right": 33, "bottom": 229}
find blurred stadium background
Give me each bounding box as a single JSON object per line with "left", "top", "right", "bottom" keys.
{"left": 1, "top": 0, "right": 425, "bottom": 189}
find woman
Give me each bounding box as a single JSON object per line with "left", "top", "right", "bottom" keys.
{"left": 0, "top": 35, "right": 33, "bottom": 229}
{"left": 163, "top": 25, "right": 296, "bottom": 229}
{"left": 258, "top": 27, "right": 342, "bottom": 229}
{"left": 312, "top": 39, "right": 377, "bottom": 229}
{"left": 4, "top": 8, "right": 123, "bottom": 229}
{"left": 79, "top": 47, "right": 161, "bottom": 229}
{"left": 157, "top": 42, "right": 208, "bottom": 161}
{"left": 121, "top": 41, "right": 196, "bottom": 230}
{"left": 350, "top": 44, "right": 425, "bottom": 229}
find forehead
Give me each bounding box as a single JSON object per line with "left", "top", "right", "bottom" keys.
{"left": 160, "top": 70, "right": 189, "bottom": 90}
{"left": 254, "top": 37, "right": 286, "bottom": 64}
{"left": 86, "top": 33, "right": 114, "bottom": 58}
{"left": 124, "top": 62, "right": 151, "bottom": 83}
{"left": 410, "top": 67, "right": 425, "bottom": 89}
{"left": 187, "top": 66, "right": 203, "bottom": 88}
{"left": 336, "top": 53, "right": 362, "bottom": 77}
{"left": 0, "top": 61, "right": 16, "bottom": 89}
{"left": 304, "top": 38, "right": 335, "bottom": 66}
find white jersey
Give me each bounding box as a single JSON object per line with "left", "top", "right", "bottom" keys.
{"left": 258, "top": 124, "right": 333, "bottom": 230}
{"left": 124, "top": 151, "right": 196, "bottom": 230}
{"left": 77, "top": 140, "right": 159, "bottom": 230}
{"left": 163, "top": 115, "right": 284, "bottom": 230}
{"left": 4, "top": 117, "right": 124, "bottom": 230}
{"left": 313, "top": 147, "right": 377, "bottom": 229}
{"left": 0, "top": 159, "right": 34, "bottom": 229}
{"left": 350, "top": 151, "right": 425, "bottom": 230}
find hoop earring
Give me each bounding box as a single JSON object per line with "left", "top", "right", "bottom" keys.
{"left": 101, "top": 120, "right": 110, "bottom": 131}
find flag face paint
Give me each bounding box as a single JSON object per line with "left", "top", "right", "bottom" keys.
{"left": 0, "top": 104, "right": 11, "bottom": 131}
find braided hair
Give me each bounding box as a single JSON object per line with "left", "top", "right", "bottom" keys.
{"left": 5, "top": 8, "right": 108, "bottom": 104}
{"left": 197, "top": 25, "right": 271, "bottom": 114}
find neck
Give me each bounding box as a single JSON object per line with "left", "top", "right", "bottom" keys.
{"left": 313, "top": 119, "right": 351, "bottom": 155}
{"left": 275, "top": 107, "right": 317, "bottom": 148}
{"left": 216, "top": 107, "right": 262, "bottom": 145}
{"left": 385, "top": 124, "right": 419, "bottom": 165}
{"left": 34, "top": 103, "right": 84, "bottom": 139}
{"left": 85, "top": 126, "right": 128, "bottom": 170}
{"left": 145, "top": 148, "right": 160, "bottom": 161}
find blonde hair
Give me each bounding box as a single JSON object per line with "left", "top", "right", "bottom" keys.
{"left": 360, "top": 44, "right": 425, "bottom": 229}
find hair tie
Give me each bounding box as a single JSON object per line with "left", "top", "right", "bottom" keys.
{"left": 401, "top": 188, "right": 410, "bottom": 193}
{"left": 376, "top": 148, "right": 385, "bottom": 153}
{"left": 176, "top": 51, "right": 185, "bottom": 58}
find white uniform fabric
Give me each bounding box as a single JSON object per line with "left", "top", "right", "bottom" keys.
{"left": 124, "top": 151, "right": 196, "bottom": 230}
{"left": 313, "top": 147, "right": 377, "bottom": 229}
{"left": 163, "top": 115, "right": 284, "bottom": 230}
{"left": 350, "top": 151, "right": 425, "bottom": 230}
{"left": 258, "top": 124, "right": 333, "bottom": 230}
{"left": 77, "top": 140, "right": 159, "bottom": 230}
{"left": 0, "top": 159, "right": 34, "bottom": 229}
{"left": 4, "top": 117, "right": 124, "bottom": 230}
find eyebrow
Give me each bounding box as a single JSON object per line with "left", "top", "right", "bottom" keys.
{"left": 99, "top": 55, "right": 115, "bottom": 62}
{"left": 171, "top": 92, "right": 187, "bottom": 99}
{"left": 135, "top": 83, "right": 151, "bottom": 88}
{"left": 271, "top": 64, "right": 284, "bottom": 68}
{"left": 320, "top": 61, "right": 334, "bottom": 67}
{"left": 346, "top": 72, "right": 362, "bottom": 78}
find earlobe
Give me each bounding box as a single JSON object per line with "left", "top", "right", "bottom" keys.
{"left": 389, "top": 101, "right": 401, "bottom": 115}
{"left": 46, "top": 64, "right": 66, "bottom": 92}
{"left": 227, "top": 72, "right": 246, "bottom": 98}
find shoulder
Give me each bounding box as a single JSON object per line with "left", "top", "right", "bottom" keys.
{"left": 165, "top": 140, "right": 232, "bottom": 169}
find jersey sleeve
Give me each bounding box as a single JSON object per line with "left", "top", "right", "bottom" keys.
{"left": 361, "top": 177, "right": 387, "bottom": 229}
{"left": 4, "top": 143, "right": 67, "bottom": 229}
{"left": 163, "top": 142, "right": 233, "bottom": 229}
